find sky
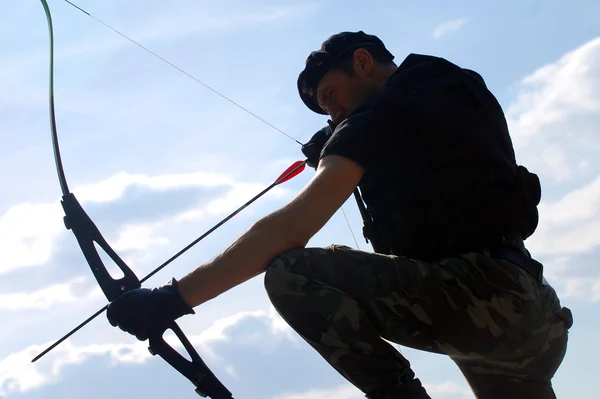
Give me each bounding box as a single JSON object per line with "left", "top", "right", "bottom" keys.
{"left": 1, "top": 0, "right": 599, "bottom": 398}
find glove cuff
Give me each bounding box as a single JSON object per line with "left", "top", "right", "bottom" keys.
{"left": 165, "top": 278, "right": 196, "bottom": 318}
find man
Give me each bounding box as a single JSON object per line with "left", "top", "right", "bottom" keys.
{"left": 107, "top": 31, "right": 573, "bottom": 398}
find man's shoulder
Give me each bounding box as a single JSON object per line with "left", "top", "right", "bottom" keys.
{"left": 398, "top": 53, "right": 487, "bottom": 82}
{"left": 397, "top": 53, "right": 448, "bottom": 68}
{"left": 329, "top": 54, "right": 489, "bottom": 136}
{"left": 340, "top": 54, "right": 457, "bottom": 118}
{"left": 392, "top": 53, "right": 467, "bottom": 81}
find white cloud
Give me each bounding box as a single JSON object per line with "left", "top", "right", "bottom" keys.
{"left": 557, "top": 277, "right": 600, "bottom": 301}
{"left": 0, "top": 169, "right": 293, "bottom": 275}
{"left": 0, "top": 339, "right": 152, "bottom": 396}
{"left": 527, "top": 174, "right": 600, "bottom": 256}
{"left": 112, "top": 221, "right": 170, "bottom": 251}
{"left": 423, "top": 381, "right": 474, "bottom": 397}
{"left": 539, "top": 255, "right": 573, "bottom": 278}
{"left": 2, "top": 306, "right": 294, "bottom": 396}
{"left": 506, "top": 36, "right": 600, "bottom": 182}
{"left": 432, "top": 19, "right": 467, "bottom": 39}
{"left": 538, "top": 174, "right": 600, "bottom": 226}
{"left": 175, "top": 180, "right": 288, "bottom": 222}
{"left": 0, "top": 277, "right": 97, "bottom": 311}
{"left": 273, "top": 381, "right": 474, "bottom": 399}
{"left": 593, "top": 279, "right": 600, "bottom": 301}
{"left": 273, "top": 384, "right": 364, "bottom": 399}
{"left": 0, "top": 201, "right": 64, "bottom": 274}
{"left": 502, "top": 36, "right": 600, "bottom": 268}
{"left": 73, "top": 171, "right": 230, "bottom": 203}
{"left": 184, "top": 306, "right": 297, "bottom": 383}
{"left": 267, "top": 304, "right": 297, "bottom": 342}
{"left": 189, "top": 309, "right": 267, "bottom": 359}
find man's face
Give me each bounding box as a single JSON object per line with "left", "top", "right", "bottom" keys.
{"left": 315, "top": 67, "right": 374, "bottom": 124}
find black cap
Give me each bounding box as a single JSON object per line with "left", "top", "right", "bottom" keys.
{"left": 297, "top": 31, "right": 395, "bottom": 115}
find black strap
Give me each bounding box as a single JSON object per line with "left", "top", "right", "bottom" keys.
{"left": 352, "top": 188, "right": 388, "bottom": 254}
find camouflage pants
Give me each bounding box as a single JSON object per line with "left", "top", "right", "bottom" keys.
{"left": 263, "top": 245, "right": 572, "bottom": 399}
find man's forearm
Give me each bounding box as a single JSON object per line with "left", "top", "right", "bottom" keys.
{"left": 177, "top": 209, "right": 306, "bottom": 308}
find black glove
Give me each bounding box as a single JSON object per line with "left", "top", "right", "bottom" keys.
{"left": 106, "top": 278, "right": 195, "bottom": 341}
{"left": 301, "top": 123, "right": 334, "bottom": 169}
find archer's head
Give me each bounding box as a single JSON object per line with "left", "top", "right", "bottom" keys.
{"left": 297, "top": 31, "right": 397, "bottom": 124}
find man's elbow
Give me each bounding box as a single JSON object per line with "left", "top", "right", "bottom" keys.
{"left": 280, "top": 214, "right": 313, "bottom": 250}
{"left": 254, "top": 208, "right": 311, "bottom": 251}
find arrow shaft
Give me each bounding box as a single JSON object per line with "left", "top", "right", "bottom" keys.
{"left": 141, "top": 160, "right": 306, "bottom": 284}
{"left": 31, "top": 160, "right": 306, "bottom": 362}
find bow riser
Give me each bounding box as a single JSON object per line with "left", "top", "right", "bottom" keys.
{"left": 60, "top": 191, "right": 233, "bottom": 398}
{"left": 61, "top": 193, "right": 141, "bottom": 300}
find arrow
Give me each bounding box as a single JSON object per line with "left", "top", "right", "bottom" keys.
{"left": 31, "top": 159, "right": 307, "bottom": 363}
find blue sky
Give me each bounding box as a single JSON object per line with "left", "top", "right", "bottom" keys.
{"left": 1, "top": 0, "right": 599, "bottom": 398}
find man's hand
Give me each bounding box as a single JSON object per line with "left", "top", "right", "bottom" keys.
{"left": 301, "top": 125, "right": 332, "bottom": 169}
{"left": 106, "top": 278, "right": 195, "bottom": 341}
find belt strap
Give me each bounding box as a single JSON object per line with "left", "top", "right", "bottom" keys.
{"left": 489, "top": 245, "right": 548, "bottom": 285}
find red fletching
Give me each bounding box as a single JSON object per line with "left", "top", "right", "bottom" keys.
{"left": 275, "top": 160, "right": 306, "bottom": 184}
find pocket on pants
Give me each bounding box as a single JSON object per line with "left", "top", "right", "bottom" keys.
{"left": 554, "top": 306, "right": 573, "bottom": 329}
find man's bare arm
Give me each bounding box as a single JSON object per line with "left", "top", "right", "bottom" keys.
{"left": 177, "top": 154, "right": 365, "bottom": 308}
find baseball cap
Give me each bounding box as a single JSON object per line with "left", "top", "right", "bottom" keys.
{"left": 297, "top": 31, "right": 395, "bottom": 115}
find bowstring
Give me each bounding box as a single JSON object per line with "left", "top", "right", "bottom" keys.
{"left": 63, "top": 1, "right": 302, "bottom": 146}
{"left": 341, "top": 208, "right": 361, "bottom": 249}
{"left": 60, "top": 0, "right": 361, "bottom": 250}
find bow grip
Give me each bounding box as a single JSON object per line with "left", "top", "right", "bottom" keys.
{"left": 148, "top": 321, "right": 233, "bottom": 399}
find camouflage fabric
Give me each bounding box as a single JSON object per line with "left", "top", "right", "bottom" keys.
{"left": 263, "top": 245, "right": 572, "bottom": 399}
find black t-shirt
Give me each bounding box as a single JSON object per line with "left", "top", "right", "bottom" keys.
{"left": 321, "top": 53, "right": 524, "bottom": 259}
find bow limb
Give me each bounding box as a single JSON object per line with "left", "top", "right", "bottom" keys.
{"left": 38, "top": 1, "right": 232, "bottom": 397}
{"left": 61, "top": 190, "right": 233, "bottom": 398}
{"left": 149, "top": 322, "right": 233, "bottom": 398}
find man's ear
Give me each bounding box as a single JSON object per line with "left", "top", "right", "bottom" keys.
{"left": 353, "top": 48, "right": 375, "bottom": 75}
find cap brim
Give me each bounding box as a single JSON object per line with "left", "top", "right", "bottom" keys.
{"left": 297, "top": 69, "right": 329, "bottom": 115}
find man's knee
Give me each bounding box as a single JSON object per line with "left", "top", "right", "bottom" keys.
{"left": 264, "top": 246, "right": 337, "bottom": 311}
{"left": 264, "top": 247, "right": 310, "bottom": 299}
{"left": 265, "top": 245, "right": 335, "bottom": 284}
